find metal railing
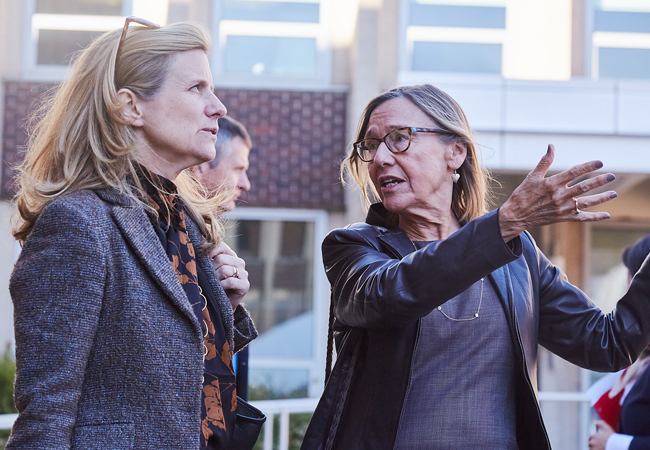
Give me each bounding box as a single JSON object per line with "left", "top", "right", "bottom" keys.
{"left": 0, "top": 399, "right": 320, "bottom": 450}
{"left": 0, "top": 394, "right": 590, "bottom": 450}
{"left": 252, "top": 398, "right": 319, "bottom": 450}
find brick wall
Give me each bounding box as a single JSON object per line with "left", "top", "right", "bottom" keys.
{"left": 2, "top": 82, "right": 347, "bottom": 211}
{"left": 215, "top": 88, "right": 347, "bottom": 211}
{"left": 1, "top": 82, "right": 54, "bottom": 200}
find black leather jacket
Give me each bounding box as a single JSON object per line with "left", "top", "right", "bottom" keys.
{"left": 301, "top": 204, "right": 650, "bottom": 450}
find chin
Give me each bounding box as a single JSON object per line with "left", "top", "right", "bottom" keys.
{"left": 382, "top": 198, "right": 406, "bottom": 214}
{"left": 222, "top": 201, "right": 236, "bottom": 212}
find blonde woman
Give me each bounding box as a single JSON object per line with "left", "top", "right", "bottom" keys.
{"left": 301, "top": 85, "right": 650, "bottom": 450}
{"left": 8, "top": 19, "right": 257, "bottom": 449}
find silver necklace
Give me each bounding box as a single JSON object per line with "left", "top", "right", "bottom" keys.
{"left": 437, "top": 277, "right": 484, "bottom": 321}
{"left": 410, "top": 238, "right": 484, "bottom": 322}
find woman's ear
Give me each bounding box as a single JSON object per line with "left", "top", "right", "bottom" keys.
{"left": 117, "top": 88, "right": 144, "bottom": 127}
{"left": 449, "top": 141, "right": 468, "bottom": 170}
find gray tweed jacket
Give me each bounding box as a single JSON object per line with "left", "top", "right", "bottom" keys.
{"left": 7, "top": 188, "right": 258, "bottom": 450}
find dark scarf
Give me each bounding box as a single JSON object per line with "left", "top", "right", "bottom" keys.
{"left": 137, "top": 167, "right": 237, "bottom": 449}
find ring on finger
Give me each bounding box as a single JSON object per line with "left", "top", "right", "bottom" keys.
{"left": 232, "top": 266, "right": 240, "bottom": 279}
{"left": 573, "top": 197, "right": 581, "bottom": 215}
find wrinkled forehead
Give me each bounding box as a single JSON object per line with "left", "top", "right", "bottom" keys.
{"left": 366, "top": 97, "right": 436, "bottom": 136}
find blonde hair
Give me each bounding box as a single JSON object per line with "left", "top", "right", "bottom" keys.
{"left": 13, "top": 21, "right": 231, "bottom": 247}
{"left": 343, "top": 84, "right": 492, "bottom": 224}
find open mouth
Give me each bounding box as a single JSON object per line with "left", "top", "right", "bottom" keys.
{"left": 380, "top": 177, "right": 404, "bottom": 188}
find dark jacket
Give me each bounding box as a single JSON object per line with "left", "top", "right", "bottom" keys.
{"left": 301, "top": 204, "right": 650, "bottom": 450}
{"left": 8, "top": 188, "right": 257, "bottom": 450}
{"left": 620, "top": 362, "right": 650, "bottom": 449}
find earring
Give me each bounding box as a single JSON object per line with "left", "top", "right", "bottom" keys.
{"left": 451, "top": 169, "right": 460, "bottom": 183}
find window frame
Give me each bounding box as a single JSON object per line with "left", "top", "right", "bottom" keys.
{"left": 210, "top": 0, "right": 332, "bottom": 89}
{"left": 21, "top": 0, "right": 133, "bottom": 81}
{"left": 399, "top": 0, "right": 507, "bottom": 75}
{"left": 224, "top": 206, "right": 330, "bottom": 398}
{"left": 588, "top": 0, "right": 650, "bottom": 80}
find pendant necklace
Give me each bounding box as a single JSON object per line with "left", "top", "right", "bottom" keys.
{"left": 410, "top": 238, "right": 484, "bottom": 322}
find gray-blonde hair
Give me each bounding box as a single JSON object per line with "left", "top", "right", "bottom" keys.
{"left": 343, "top": 84, "right": 491, "bottom": 224}
{"left": 14, "top": 21, "right": 230, "bottom": 247}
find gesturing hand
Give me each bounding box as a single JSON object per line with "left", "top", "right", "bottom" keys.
{"left": 499, "top": 144, "right": 616, "bottom": 242}
{"left": 209, "top": 241, "right": 250, "bottom": 311}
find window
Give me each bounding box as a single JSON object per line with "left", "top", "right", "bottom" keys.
{"left": 591, "top": 0, "right": 650, "bottom": 79}
{"left": 22, "top": 0, "right": 170, "bottom": 80}
{"left": 224, "top": 207, "right": 329, "bottom": 399}
{"left": 401, "top": 0, "right": 506, "bottom": 75}
{"left": 212, "top": 0, "right": 330, "bottom": 86}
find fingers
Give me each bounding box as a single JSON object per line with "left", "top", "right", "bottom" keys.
{"left": 552, "top": 159, "right": 604, "bottom": 187}
{"left": 219, "top": 273, "right": 250, "bottom": 292}
{"left": 209, "top": 242, "right": 246, "bottom": 281}
{"left": 209, "top": 241, "right": 236, "bottom": 259}
{"left": 574, "top": 191, "right": 617, "bottom": 212}
{"left": 213, "top": 255, "right": 246, "bottom": 281}
{"left": 528, "top": 144, "right": 555, "bottom": 179}
{"left": 593, "top": 420, "right": 613, "bottom": 432}
{"left": 567, "top": 173, "right": 616, "bottom": 198}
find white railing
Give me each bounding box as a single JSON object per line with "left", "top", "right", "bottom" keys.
{"left": 251, "top": 398, "right": 319, "bottom": 450}
{"left": 538, "top": 391, "right": 589, "bottom": 402}
{"left": 0, "top": 394, "right": 592, "bottom": 450}
{"left": 0, "top": 399, "right": 320, "bottom": 450}
{"left": 0, "top": 413, "right": 17, "bottom": 431}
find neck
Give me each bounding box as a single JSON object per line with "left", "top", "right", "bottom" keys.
{"left": 398, "top": 209, "right": 460, "bottom": 241}
{"left": 134, "top": 155, "right": 182, "bottom": 181}
{"left": 132, "top": 136, "right": 184, "bottom": 180}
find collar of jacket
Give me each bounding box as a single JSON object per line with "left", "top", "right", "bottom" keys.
{"left": 366, "top": 202, "right": 537, "bottom": 382}
{"left": 364, "top": 202, "right": 515, "bottom": 330}
{"left": 90, "top": 187, "right": 237, "bottom": 351}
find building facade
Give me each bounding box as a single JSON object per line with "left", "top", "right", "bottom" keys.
{"left": 2, "top": 0, "right": 650, "bottom": 447}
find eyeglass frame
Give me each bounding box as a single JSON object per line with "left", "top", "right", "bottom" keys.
{"left": 116, "top": 16, "right": 161, "bottom": 61}
{"left": 353, "top": 126, "right": 455, "bottom": 162}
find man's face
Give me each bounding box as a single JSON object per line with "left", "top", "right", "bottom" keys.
{"left": 198, "top": 135, "right": 251, "bottom": 212}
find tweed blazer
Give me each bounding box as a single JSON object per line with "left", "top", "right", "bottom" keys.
{"left": 7, "top": 188, "right": 258, "bottom": 450}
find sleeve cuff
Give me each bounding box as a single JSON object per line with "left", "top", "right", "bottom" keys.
{"left": 493, "top": 208, "right": 522, "bottom": 257}
{"left": 606, "top": 433, "right": 634, "bottom": 450}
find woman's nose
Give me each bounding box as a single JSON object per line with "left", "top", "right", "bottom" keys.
{"left": 208, "top": 92, "right": 227, "bottom": 118}
{"left": 372, "top": 142, "right": 394, "bottom": 165}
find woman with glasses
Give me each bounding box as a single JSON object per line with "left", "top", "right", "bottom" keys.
{"left": 301, "top": 84, "right": 650, "bottom": 450}
{"left": 8, "top": 19, "right": 257, "bottom": 449}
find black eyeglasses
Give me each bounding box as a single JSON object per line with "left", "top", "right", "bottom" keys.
{"left": 353, "top": 127, "right": 454, "bottom": 162}
{"left": 116, "top": 16, "right": 161, "bottom": 60}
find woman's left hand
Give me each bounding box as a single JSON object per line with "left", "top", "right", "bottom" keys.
{"left": 210, "top": 241, "right": 250, "bottom": 311}
{"left": 588, "top": 420, "right": 615, "bottom": 450}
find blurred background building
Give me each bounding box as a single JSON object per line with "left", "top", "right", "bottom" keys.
{"left": 1, "top": 0, "right": 650, "bottom": 448}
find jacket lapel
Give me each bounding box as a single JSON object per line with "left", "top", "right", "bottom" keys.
{"left": 111, "top": 204, "right": 201, "bottom": 334}
{"left": 488, "top": 265, "right": 511, "bottom": 316}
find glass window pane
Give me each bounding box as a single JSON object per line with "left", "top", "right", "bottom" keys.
{"left": 227, "top": 220, "right": 314, "bottom": 357}
{"left": 409, "top": 4, "right": 506, "bottom": 29}
{"left": 594, "top": 10, "right": 650, "bottom": 32}
{"left": 599, "top": 47, "right": 650, "bottom": 79}
{"left": 248, "top": 369, "right": 309, "bottom": 399}
{"left": 223, "top": 0, "right": 319, "bottom": 23}
{"left": 225, "top": 36, "right": 317, "bottom": 77}
{"left": 412, "top": 41, "right": 502, "bottom": 74}
{"left": 36, "top": 0, "right": 123, "bottom": 15}
{"left": 37, "top": 29, "right": 104, "bottom": 65}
